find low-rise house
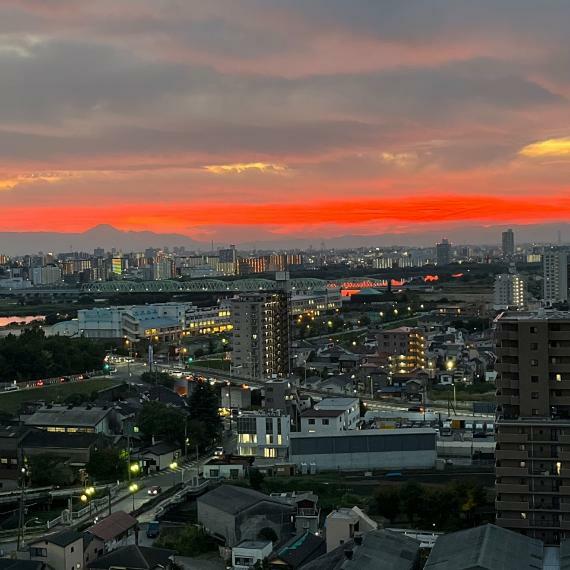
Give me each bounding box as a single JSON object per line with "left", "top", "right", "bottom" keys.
{"left": 313, "top": 398, "right": 359, "bottom": 430}
{"left": 87, "top": 545, "right": 175, "bottom": 570}
{"left": 424, "top": 523, "right": 545, "bottom": 570}
{"left": 23, "top": 405, "right": 118, "bottom": 435}
{"left": 232, "top": 540, "right": 273, "bottom": 570}
{"left": 26, "top": 530, "right": 84, "bottom": 570}
{"left": 203, "top": 456, "right": 252, "bottom": 480}
{"left": 83, "top": 511, "right": 138, "bottom": 562}
{"left": 303, "top": 529, "right": 421, "bottom": 570}
{"left": 136, "top": 442, "right": 181, "bottom": 473}
{"left": 268, "top": 532, "right": 325, "bottom": 569}
{"left": 269, "top": 491, "right": 320, "bottom": 534}
{"left": 197, "top": 485, "right": 295, "bottom": 547}
{"left": 325, "top": 506, "right": 377, "bottom": 552}
{"left": 300, "top": 409, "right": 345, "bottom": 434}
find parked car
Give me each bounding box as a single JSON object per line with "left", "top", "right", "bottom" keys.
{"left": 146, "top": 520, "right": 160, "bottom": 539}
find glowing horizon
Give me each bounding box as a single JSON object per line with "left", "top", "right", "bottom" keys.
{"left": 1, "top": 1, "right": 569, "bottom": 242}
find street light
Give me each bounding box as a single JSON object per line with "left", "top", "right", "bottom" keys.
{"left": 129, "top": 463, "right": 140, "bottom": 476}
{"left": 129, "top": 483, "right": 139, "bottom": 511}
{"left": 170, "top": 461, "right": 179, "bottom": 486}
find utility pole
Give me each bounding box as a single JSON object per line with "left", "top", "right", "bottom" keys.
{"left": 16, "top": 459, "right": 28, "bottom": 551}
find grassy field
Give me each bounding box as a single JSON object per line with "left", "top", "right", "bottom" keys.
{"left": 0, "top": 377, "right": 123, "bottom": 414}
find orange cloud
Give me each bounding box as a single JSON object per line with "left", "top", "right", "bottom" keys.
{"left": 1, "top": 192, "right": 569, "bottom": 234}
{"left": 204, "top": 162, "right": 287, "bottom": 175}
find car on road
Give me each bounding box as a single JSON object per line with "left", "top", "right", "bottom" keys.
{"left": 147, "top": 485, "right": 162, "bottom": 496}
{"left": 214, "top": 446, "right": 224, "bottom": 457}
{"left": 146, "top": 520, "right": 160, "bottom": 538}
{"left": 3, "top": 384, "right": 20, "bottom": 392}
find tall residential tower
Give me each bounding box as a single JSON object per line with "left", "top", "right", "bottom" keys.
{"left": 230, "top": 291, "right": 290, "bottom": 381}
{"left": 495, "top": 311, "right": 570, "bottom": 544}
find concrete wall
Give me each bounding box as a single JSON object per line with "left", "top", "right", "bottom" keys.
{"left": 290, "top": 449, "right": 436, "bottom": 471}
{"left": 197, "top": 502, "right": 237, "bottom": 545}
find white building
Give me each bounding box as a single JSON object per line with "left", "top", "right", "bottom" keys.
{"left": 232, "top": 540, "right": 273, "bottom": 570}
{"left": 313, "top": 398, "right": 360, "bottom": 430}
{"left": 236, "top": 411, "right": 290, "bottom": 459}
{"left": 325, "top": 506, "right": 378, "bottom": 552}
{"left": 544, "top": 247, "right": 569, "bottom": 304}
{"left": 494, "top": 273, "right": 527, "bottom": 310}
{"left": 31, "top": 265, "right": 62, "bottom": 285}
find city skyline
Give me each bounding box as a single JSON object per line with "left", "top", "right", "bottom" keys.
{"left": 1, "top": 1, "right": 570, "bottom": 242}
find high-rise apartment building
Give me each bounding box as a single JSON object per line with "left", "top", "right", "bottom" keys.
{"left": 230, "top": 291, "right": 290, "bottom": 381}
{"left": 544, "top": 248, "right": 569, "bottom": 304}
{"left": 494, "top": 272, "right": 527, "bottom": 310}
{"left": 495, "top": 311, "right": 570, "bottom": 544}
{"left": 502, "top": 229, "right": 515, "bottom": 257}
{"left": 436, "top": 238, "right": 451, "bottom": 266}
{"left": 377, "top": 326, "right": 426, "bottom": 375}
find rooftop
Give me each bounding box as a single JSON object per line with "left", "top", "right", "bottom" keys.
{"left": 86, "top": 511, "right": 137, "bottom": 542}
{"left": 300, "top": 409, "right": 344, "bottom": 418}
{"left": 234, "top": 540, "right": 273, "bottom": 550}
{"left": 198, "top": 484, "right": 293, "bottom": 516}
{"left": 424, "top": 523, "right": 544, "bottom": 570}
{"left": 24, "top": 406, "right": 111, "bottom": 428}
{"left": 30, "top": 529, "right": 83, "bottom": 548}
{"left": 314, "top": 397, "right": 358, "bottom": 410}
{"left": 86, "top": 545, "right": 175, "bottom": 569}
{"left": 497, "top": 310, "right": 570, "bottom": 322}
{"left": 271, "top": 532, "right": 325, "bottom": 568}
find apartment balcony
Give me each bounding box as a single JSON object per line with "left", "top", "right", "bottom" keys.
{"left": 496, "top": 500, "right": 529, "bottom": 511}
{"left": 497, "top": 363, "right": 521, "bottom": 374}
{"left": 496, "top": 395, "right": 519, "bottom": 406}
{"left": 496, "top": 518, "right": 529, "bottom": 529}
{"left": 560, "top": 435, "right": 570, "bottom": 445}
{"left": 550, "top": 364, "right": 570, "bottom": 373}
{"left": 496, "top": 450, "right": 528, "bottom": 461}
{"left": 497, "top": 433, "right": 528, "bottom": 444}
{"left": 498, "top": 331, "right": 519, "bottom": 341}
{"left": 552, "top": 397, "right": 570, "bottom": 406}
{"left": 496, "top": 347, "right": 519, "bottom": 357}
{"left": 559, "top": 486, "right": 570, "bottom": 496}
{"left": 548, "top": 332, "right": 570, "bottom": 341}
{"left": 497, "top": 483, "right": 529, "bottom": 494}
{"left": 559, "top": 450, "right": 570, "bottom": 461}
{"left": 496, "top": 467, "right": 528, "bottom": 477}
{"left": 560, "top": 502, "right": 570, "bottom": 513}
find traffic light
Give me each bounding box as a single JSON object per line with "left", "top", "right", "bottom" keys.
{"left": 187, "top": 357, "right": 194, "bottom": 364}
{"left": 103, "top": 363, "right": 110, "bottom": 371}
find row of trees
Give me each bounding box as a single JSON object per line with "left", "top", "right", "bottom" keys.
{"left": 370, "top": 481, "right": 490, "bottom": 531}
{"left": 0, "top": 328, "right": 108, "bottom": 383}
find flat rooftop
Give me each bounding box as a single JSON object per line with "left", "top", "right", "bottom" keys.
{"left": 497, "top": 310, "right": 570, "bottom": 321}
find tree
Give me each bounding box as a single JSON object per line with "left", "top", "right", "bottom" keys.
{"left": 258, "top": 527, "right": 278, "bottom": 543}
{"left": 155, "top": 525, "right": 217, "bottom": 556}
{"left": 400, "top": 481, "right": 424, "bottom": 524}
{"left": 86, "top": 448, "right": 127, "bottom": 482}
{"left": 371, "top": 487, "right": 400, "bottom": 523}
{"left": 29, "top": 455, "right": 75, "bottom": 487}
{"left": 138, "top": 401, "right": 187, "bottom": 446}
{"left": 141, "top": 371, "right": 176, "bottom": 389}
{"left": 187, "top": 381, "right": 222, "bottom": 448}
{"left": 249, "top": 468, "right": 265, "bottom": 491}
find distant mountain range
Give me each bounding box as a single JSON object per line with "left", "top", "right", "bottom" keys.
{"left": 0, "top": 225, "right": 203, "bottom": 256}
{"left": 0, "top": 222, "right": 568, "bottom": 255}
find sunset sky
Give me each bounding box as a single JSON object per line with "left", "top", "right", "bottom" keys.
{"left": 1, "top": 1, "right": 570, "bottom": 243}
